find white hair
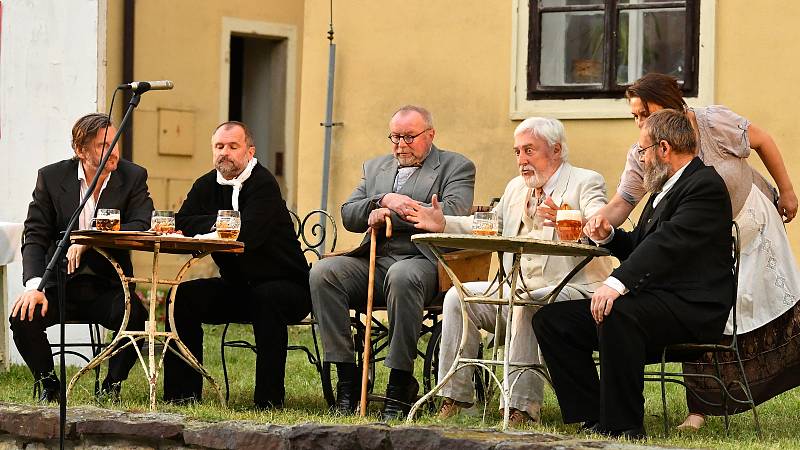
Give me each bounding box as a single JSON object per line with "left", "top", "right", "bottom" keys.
{"left": 513, "top": 117, "right": 569, "bottom": 161}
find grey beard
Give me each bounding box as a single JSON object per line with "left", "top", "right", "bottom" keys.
{"left": 643, "top": 159, "right": 671, "bottom": 193}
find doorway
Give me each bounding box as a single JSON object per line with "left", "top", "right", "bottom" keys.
{"left": 220, "top": 18, "right": 298, "bottom": 207}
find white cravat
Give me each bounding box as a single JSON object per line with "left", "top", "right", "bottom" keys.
{"left": 216, "top": 157, "right": 257, "bottom": 211}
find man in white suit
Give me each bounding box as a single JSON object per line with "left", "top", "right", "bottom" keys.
{"left": 406, "top": 117, "right": 612, "bottom": 426}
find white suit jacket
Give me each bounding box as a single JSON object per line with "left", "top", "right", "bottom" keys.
{"left": 444, "top": 162, "right": 612, "bottom": 294}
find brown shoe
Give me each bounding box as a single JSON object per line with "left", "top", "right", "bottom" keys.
{"left": 508, "top": 408, "right": 538, "bottom": 428}
{"left": 438, "top": 397, "right": 473, "bottom": 419}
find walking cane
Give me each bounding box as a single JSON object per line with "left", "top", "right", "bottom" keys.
{"left": 359, "top": 215, "right": 392, "bottom": 416}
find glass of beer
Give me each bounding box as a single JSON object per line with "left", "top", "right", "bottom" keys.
{"left": 151, "top": 210, "right": 176, "bottom": 234}
{"left": 92, "top": 208, "right": 121, "bottom": 231}
{"left": 472, "top": 211, "right": 499, "bottom": 236}
{"left": 556, "top": 209, "right": 582, "bottom": 242}
{"left": 216, "top": 210, "right": 241, "bottom": 240}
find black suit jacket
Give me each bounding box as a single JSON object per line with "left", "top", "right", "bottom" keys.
{"left": 605, "top": 157, "right": 735, "bottom": 342}
{"left": 22, "top": 158, "right": 154, "bottom": 287}
{"left": 176, "top": 163, "right": 309, "bottom": 285}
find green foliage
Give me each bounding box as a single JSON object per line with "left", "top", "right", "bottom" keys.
{"left": 0, "top": 324, "right": 798, "bottom": 449}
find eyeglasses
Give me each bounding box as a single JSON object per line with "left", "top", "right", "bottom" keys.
{"left": 636, "top": 142, "right": 659, "bottom": 157}
{"left": 388, "top": 129, "right": 430, "bottom": 145}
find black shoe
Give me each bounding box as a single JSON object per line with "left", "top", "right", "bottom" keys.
{"left": 602, "top": 426, "right": 647, "bottom": 441}
{"left": 97, "top": 379, "right": 122, "bottom": 403}
{"left": 382, "top": 377, "right": 419, "bottom": 421}
{"left": 333, "top": 379, "right": 359, "bottom": 414}
{"left": 38, "top": 386, "right": 60, "bottom": 404}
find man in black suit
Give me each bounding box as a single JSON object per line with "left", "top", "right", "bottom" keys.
{"left": 163, "top": 121, "right": 310, "bottom": 410}
{"left": 10, "top": 113, "right": 153, "bottom": 402}
{"left": 533, "top": 109, "right": 735, "bottom": 439}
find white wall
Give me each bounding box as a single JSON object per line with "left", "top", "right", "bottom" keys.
{"left": 0, "top": 0, "right": 104, "bottom": 365}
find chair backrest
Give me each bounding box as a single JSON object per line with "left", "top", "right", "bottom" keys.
{"left": 291, "top": 210, "right": 338, "bottom": 266}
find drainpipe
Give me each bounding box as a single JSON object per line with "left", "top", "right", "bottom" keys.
{"left": 122, "top": 0, "right": 135, "bottom": 161}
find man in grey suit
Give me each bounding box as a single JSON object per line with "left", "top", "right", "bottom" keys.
{"left": 311, "top": 105, "right": 475, "bottom": 419}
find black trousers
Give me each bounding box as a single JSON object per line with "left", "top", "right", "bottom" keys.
{"left": 533, "top": 293, "right": 698, "bottom": 431}
{"left": 9, "top": 274, "right": 146, "bottom": 385}
{"left": 162, "top": 277, "right": 311, "bottom": 407}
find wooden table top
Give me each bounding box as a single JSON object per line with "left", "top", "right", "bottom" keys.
{"left": 70, "top": 230, "right": 244, "bottom": 255}
{"left": 412, "top": 233, "right": 610, "bottom": 257}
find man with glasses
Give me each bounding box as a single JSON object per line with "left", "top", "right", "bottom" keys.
{"left": 310, "top": 105, "right": 475, "bottom": 419}
{"left": 535, "top": 109, "right": 735, "bottom": 439}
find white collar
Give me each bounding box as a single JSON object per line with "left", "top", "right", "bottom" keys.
{"left": 216, "top": 157, "right": 257, "bottom": 211}
{"left": 77, "top": 160, "right": 112, "bottom": 191}
{"left": 652, "top": 159, "right": 691, "bottom": 207}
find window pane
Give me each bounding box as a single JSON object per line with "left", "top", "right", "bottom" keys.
{"left": 542, "top": 0, "right": 604, "bottom": 6}
{"left": 540, "top": 11, "right": 605, "bottom": 86}
{"left": 615, "top": 8, "right": 686, "bottom": 85}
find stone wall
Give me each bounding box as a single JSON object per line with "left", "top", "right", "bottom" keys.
{"left": 0, "top": 403, "right": 657, "bottom": 449}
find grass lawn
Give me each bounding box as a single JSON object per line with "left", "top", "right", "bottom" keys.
{"left": 1, "top": 322, "right": 798, "bottom": 449}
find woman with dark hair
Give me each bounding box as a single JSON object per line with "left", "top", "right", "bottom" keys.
{"left": 588, "top": 72, "right": 800, "bottom": 430}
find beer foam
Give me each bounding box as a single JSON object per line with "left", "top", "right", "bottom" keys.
{"left": 556, "top": 209, "right": 581, "bottom": 222}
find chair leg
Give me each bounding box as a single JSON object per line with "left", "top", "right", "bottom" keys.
{"left": 89, "top": 323, "right": 102, "bottom": 395}
{"left": 712, "top": 353, "right": 730, "bottom": 434}
{"left": 221, "top": 323, "right": 232, "bottom": 403}
{"left": 660, "top": 352, "right": 669, "bottom": 437}
{"left": 734, "top": 350, "right": 761, "bottom": 436}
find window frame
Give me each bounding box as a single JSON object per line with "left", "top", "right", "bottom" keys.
{"left": 509, "top": 0, "right": 716, "bottom": 119}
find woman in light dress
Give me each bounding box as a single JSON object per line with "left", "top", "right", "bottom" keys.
{"left": 590, "top": 73, "right": 800, "bottom": 430}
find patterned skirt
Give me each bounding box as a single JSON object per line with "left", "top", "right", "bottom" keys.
{"left": 682, "top": 298, "right": 800, "bottom": 415}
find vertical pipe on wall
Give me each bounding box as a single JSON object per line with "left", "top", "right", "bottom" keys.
{"left": 121, "top": 0, "right": 135, "bottom": 161}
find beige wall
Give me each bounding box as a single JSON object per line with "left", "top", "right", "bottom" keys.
{"left": 296, "top": 0, "right": 800, "bottom": 254}
{"left": 105, "top": 0, "right": 305, "bottom": 275}
{"left": 106, "top": 0, "right": 305, "bottom": 210}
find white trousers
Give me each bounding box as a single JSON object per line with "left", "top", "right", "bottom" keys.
{"left": 437, "top": 281, "right": 587, "bottom": 417}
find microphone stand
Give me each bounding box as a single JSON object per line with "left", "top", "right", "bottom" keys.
{"left": 37, "top": 91, "right": 142, "bottom": 450}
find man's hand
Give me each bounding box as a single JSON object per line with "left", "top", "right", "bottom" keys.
{"left": 368, "top": 207, "right": 392, "bottom": 229}
{"left": 590, "top": 284, "right": 621, "bottom": 324}
{"left": 537, "top": 196, "right": 559, "bottom": 227}
{"left": 66, "top": 244, "right": 89, "bottom": 274}
{"left": 11, "top": 290, "right": 48, "bottom": 321}
{"left": 778, "top": 190, "right": 798, "bottom": 223}
{"left": 584, "top": 215, "right": 612, "bottom": 243}
{"left": 406, "top": 194, "right": 446, "bottom": 232}
{"left": 380, "top": 193, "right": 419, "bottom": 219}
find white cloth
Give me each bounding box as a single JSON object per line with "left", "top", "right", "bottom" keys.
{"left": 730, "top": 184, "right": 800, "bottom": 334}
{"left": 216, "top": 157, "right": 257, "bottom": 211}
{"left": 0, "top": 222, "right": 23, "bottom": 265}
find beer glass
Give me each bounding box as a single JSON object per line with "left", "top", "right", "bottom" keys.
{"left": 216, "top": 210, "right": 241, "bottom": 240}
{"left": 92, "top": 208, "right": 121, "bottom": 231}
{"left": 472, "top": 211, "right": 499, "bottom": 236}
{"left": 151, "top": 210, "right": 176, "bottom": 234}
{"left": 555, "top": 209, "right": 582, "bottom": 241}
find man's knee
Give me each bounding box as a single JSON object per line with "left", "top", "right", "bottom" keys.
{"left": 385, "top": 260, "right": 435, "bottom": 295}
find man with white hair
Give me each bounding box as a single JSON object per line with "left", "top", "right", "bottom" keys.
{"left": 407, "top": 117, "right": 612, "bottom": 426}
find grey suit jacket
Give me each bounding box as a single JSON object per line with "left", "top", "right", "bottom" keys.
{"left": 341, "top": 145, "right": 475, "bottom": 259}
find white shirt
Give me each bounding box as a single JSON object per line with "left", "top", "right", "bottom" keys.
{"left": 24, "top": 161, "right": 112, "bottom": 291}
{"left": 600, "top": 160, "right": 691, "bottom": 295}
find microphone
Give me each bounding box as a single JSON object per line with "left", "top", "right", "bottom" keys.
{"left": 118, "top": 80, "right": 174, "bottom": 94}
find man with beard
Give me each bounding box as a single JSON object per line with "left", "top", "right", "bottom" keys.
{"left": 406, "top": 117, "right": 612, "bottom": 426}
{"left": 533, "top": 109, "right": 735, "bottom": 440}
{"left": 11, "top": 113, "right": 152, "bottom": 402}
{"left": 310, "top": 105, "right": 475, "bottom": 419}
{"left": 163, "top": 121, "right": 310, "bottom": 410}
